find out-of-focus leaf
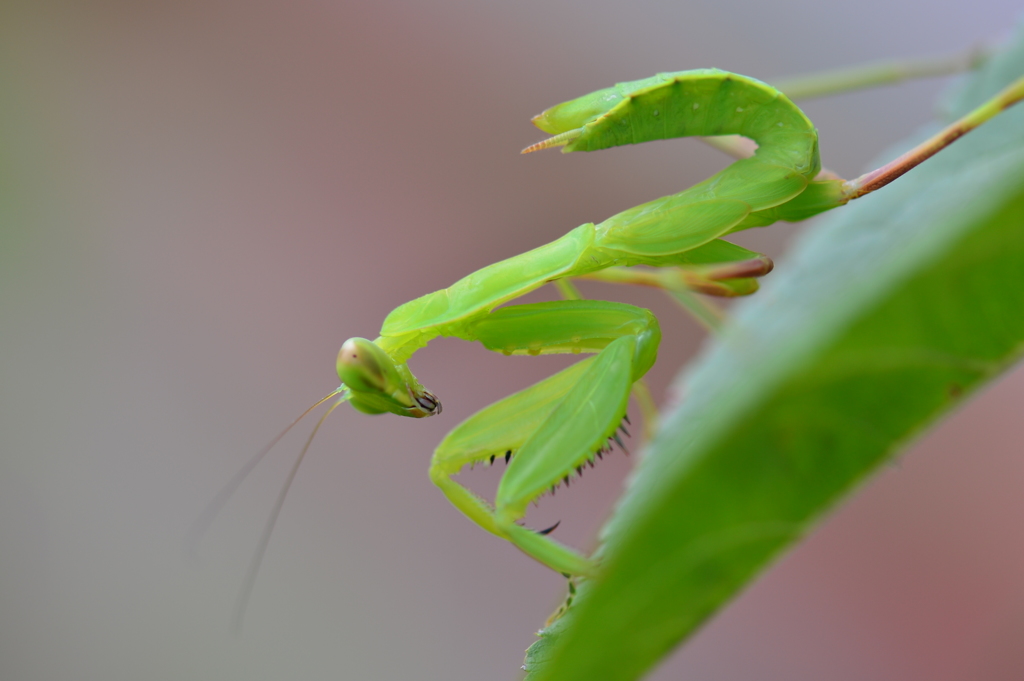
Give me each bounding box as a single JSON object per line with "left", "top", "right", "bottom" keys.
{"left": 524, "top": 26, "right": 1024, "bottom": 681}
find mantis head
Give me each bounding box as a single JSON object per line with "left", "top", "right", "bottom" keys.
{"left": 194, "top": 337, "right": 439, "bottom": 630}
{"left": 336, "top": 337, "right": 441, "bottom": 418}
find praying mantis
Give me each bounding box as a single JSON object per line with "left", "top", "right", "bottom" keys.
{"left": 198, "top": 61, "right": 1024, "bottom": 624}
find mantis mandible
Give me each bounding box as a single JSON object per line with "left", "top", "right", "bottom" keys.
{"left": 199, "top": 66, "right": 1024, "bottom": 623}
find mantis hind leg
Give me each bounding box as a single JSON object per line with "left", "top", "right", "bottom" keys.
{"left": 575, "top": 254, "right": 774, "bottom": 297}
{"left": 574, "top": 237, "right": 775, "bottom": 297}
{"left": 566, "top": 237, "right": 774, "bottom": 335}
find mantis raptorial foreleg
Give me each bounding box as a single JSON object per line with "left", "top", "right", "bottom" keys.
{"left": 551, "top": 273, "right": 664, "bottom": 435}
{"left": 429, "top": 300, "right": 658, "bottom": 575}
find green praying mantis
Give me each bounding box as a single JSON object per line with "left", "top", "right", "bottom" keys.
{"left": 196, "top": 60, "right": 1024, "bottom": 625}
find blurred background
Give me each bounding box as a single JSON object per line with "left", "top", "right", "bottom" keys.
{"left": 2, "top": 1, "right": 1023, "bottom": 679}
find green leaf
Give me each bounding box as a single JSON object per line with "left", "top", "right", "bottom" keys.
{"left": 524, "top": 29, "right": 1024, "bottom": 681}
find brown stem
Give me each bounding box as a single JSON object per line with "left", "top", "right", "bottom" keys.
{"left": 842, "top": 75, "right": 1024, "bottom": 201}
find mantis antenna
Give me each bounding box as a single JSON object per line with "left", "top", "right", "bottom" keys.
{"left": 187, "top": 388, "right": 348, "bottom": 608}
{"left": 231, "top": 399, "right": 346, "bottom": 630}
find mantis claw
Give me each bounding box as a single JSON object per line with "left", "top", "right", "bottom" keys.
{"left": 537, "top": 521, "right": 561, "bottom": 536}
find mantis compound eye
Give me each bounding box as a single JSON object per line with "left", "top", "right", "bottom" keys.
{"left": 336, "top": 337, "right": 394, "bottom": 393}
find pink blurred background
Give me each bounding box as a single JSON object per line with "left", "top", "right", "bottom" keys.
{"left": 2, "top": 1, "right": 1023, "bottom": 679}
